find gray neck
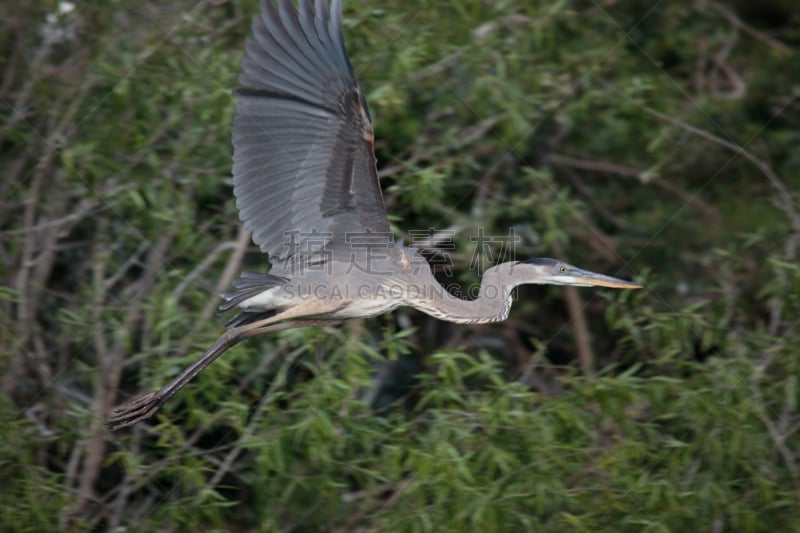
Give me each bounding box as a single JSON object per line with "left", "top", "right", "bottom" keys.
{"left": 409, "top": 264, "right": 515, "bottom": 324}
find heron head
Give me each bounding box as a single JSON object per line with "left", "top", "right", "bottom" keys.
{"left": 513, "top": 258, "right": 641, "bottom": 289}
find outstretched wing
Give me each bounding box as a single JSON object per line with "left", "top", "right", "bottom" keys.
{"left": 233, "top": 0, "right": 391, "bottom": 265}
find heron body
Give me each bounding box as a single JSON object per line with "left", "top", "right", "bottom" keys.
{"left": 107, "top": 0, "right": 640, "bottom": 429}
{"left": 224, "top": 246, "right": 510, "bottom": 324}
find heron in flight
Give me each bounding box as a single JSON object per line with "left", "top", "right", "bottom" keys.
{"left": 108, "top": 0, "right": 640, "bottom": 429}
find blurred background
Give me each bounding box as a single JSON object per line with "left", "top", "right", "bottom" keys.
{"left": 2, "top": 0, "right": 799, "bottom": 530}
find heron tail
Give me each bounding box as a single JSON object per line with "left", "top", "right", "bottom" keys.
{"left": 218, "top": 271, "right": 289, "bottom": 313}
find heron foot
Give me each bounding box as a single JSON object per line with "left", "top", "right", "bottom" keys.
{"left": 106, "top": 391, "right": 164, "bottom": 430}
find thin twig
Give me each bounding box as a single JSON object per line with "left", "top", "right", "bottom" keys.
{"left": 549, "top": 152, "right": 721, "bottom": 220}
{"left": 201, "top": 225, "right": 252, "bottom": 320}
{"left": 208, "top": 343, "right": 308, "bottom": 486}
{"left": 750, "top": 341, "right": 800, "bottom": 500}
{"left": 642, "top": 106, "right": 800, "bottom": 233}
{"left": 704, "top": 1, "right": 791, "bottom": 53}
{"left": 170, "top": 240, "right": 239, "bottom": 303}
{"left": 70, "top": 232, "right": 174, "bottom": 520}
{"left": 553, "top": 241, "right": 595, "bottom": 378}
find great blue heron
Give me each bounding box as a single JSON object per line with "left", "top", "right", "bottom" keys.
{"left": 107, "top": 0, "right": 640, "bottom": 430}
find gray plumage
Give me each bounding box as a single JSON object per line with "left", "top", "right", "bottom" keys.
{"left": 107, "top": 0, "right": 640, "bottom": 430}
{"left": 233, "top": 0, "right": 388, "bottom": 264}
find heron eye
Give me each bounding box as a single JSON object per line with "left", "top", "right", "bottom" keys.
{"left": 559, "top": 266, "right": 566, "bottom": 273}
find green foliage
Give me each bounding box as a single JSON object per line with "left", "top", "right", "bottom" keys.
{"left": 2, "top": 0, "right": 800, "bottom": 530}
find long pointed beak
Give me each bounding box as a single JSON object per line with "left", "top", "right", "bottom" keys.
{"left": 570, "top": 268, "right": 642, "bottom": 289}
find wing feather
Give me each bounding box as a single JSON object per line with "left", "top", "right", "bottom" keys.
{"left": 233, "top": 0, "right": 390, "bottom": 264}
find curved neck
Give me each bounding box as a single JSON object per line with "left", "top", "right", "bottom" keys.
{"left": 409, "top": 264, "right": 515, "bottom": 324}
